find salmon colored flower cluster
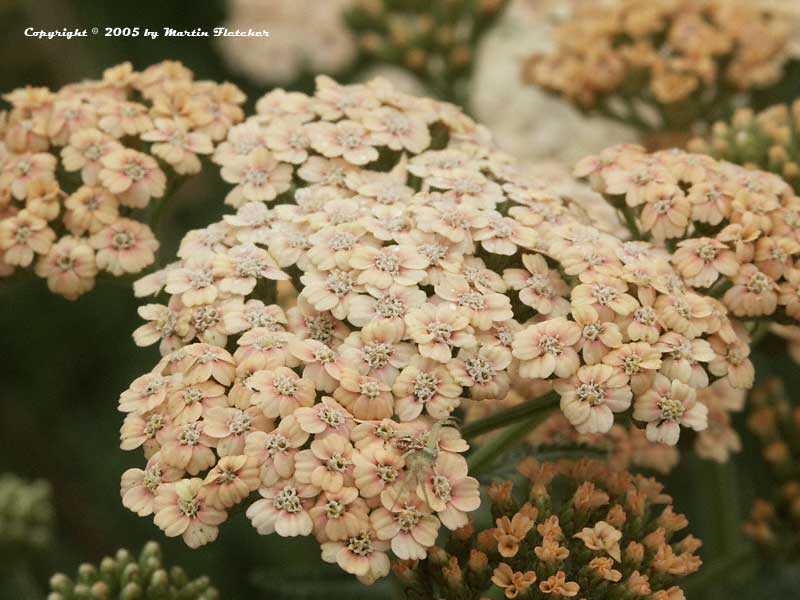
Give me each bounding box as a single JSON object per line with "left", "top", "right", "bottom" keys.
{"left": 744, "top": 377, "right": 800, "bottom": 559}
{"left": 0, "top": 61, "right": 245, "bottom": 299}
{"left": 394, "top": 458, "right": 701, "bottom": 599}
{"left": 522, "top": 0, "right": 792, "bottom": 131}
{"left": 119, "top": 76, "right": 749, "bottom": 582}
{"left": 577, "top": 144, "right": 800, "bottom": 332}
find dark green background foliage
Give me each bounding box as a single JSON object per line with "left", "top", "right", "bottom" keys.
{"left": 1, "top": 1, "right": 799, "bottom": 598}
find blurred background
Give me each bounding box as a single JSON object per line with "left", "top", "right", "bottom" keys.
{"left": 2, "top": 0, "right": 800, "bottom": 598}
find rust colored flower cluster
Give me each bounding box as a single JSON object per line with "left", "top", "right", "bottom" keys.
{"left": 118, "top": 76, "right": 747, "bottom": 583}
{"left": 522, "top": 0, "right": 791, "bottom": 130}
{"left": 577, "top": 144, "right": 800, "bottom": 332}
{"left": 0, "top": 61, "right": 245, "bottom": 299}
{"left": 689, "top": 100, "right": 800, "bottom": 195}
{"left": 395, "top": 458, "right": 701, "bottom": 599}
{"left": 744, "top": 377, "right": 800, "bottom": 559}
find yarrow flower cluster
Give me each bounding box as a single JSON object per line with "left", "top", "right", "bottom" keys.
{"left": 577, "top": 144, "right": 800, "bottom": 331}
{"left": 0, "top": 473, "right": 53, "bottom": 552}
{"left": 345, "top": 0, "right": 508, "bottom": 102}
{"left": 119, "top": 75, "right": 748, "bottom": 582}
{"left": 0, "top": 61, "right": 245, "bottom": 299}
{"left": 394, "top": 458, "right": 701, "bottom": 599}
{"left": 744, "top": 377, "right": 800, "bottom": 559}
{"left": 522, "top": 0, "right": 792, "bottom": 131}
{"left": 218, "top": 0, "right": 356, "bottom": 86}
{"left": 47, "top": 541, "right": 219, "bottom": 600}
{"left": 689, "top": 100, "right": 800, "bottom": 195}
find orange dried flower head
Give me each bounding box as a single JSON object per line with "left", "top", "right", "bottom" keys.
{"left": 404, "top": 459, "right": 699, "bottom": 598}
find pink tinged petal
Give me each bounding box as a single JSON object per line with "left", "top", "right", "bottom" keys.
{"left": 450, "top": 478, "right": 481, "bottom": 512}
{"left": 338, "top": 550, "right": 370, "bottom": 576}
{"left": 183, "top": 521, "right": 218, "bottom": 548}
{"left": 392, "top": 534, "right": 426, "bottom": 560}
{"left": 154, "top": 507, "right": 189, "bottom": 537}
{"left": 682, "top": 403, "right": 709, "bottom": 431}
{"left": 438, "top": 505, "right": 468, "bottom": 530}
{"left": 275, "top": 511, "right": 313, "bottom": 537}
{"left": 411, "top": 516, "right": 440, "bottom": 547}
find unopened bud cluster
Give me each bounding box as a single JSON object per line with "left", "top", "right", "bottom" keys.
{"left": 345, "top": 0, "right": 508, "bottom": 99}
{"left": 47, "top": 541, "right": 219, "bottom": 600}
{"left": 689, "top": 101, "right": 800, "bottom": 195}
{"left": 0, "top": 472, "right": 53, "bottom": 551}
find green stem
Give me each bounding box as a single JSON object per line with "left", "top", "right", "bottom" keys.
{"left": 460, "top": 391, "right": 559, "bottom": 440}
{"left": 467, "top": 409, "right": 554, "bottom": 476}
{"left": 619, "top": 203, "right": 643, "bottom": 240}
{"left": 749, "top": 320, "right": 770, "bottom": 347}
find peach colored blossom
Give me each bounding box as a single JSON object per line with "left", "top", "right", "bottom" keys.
{"left": 309, "top": 487, "right": 369, "bottom": 543}
{"left": 673, "top": 238, "right": 739, "bottom": 288}
{"left": 404, "top": 303, "right": 476, "bottom": 363}
{"left": 352, "top": 444, "right": 404, "bottom": 499}
{"left": 120, "top": 453, "right": 182, "bottom": 517}
{"left": 448, "top": 345, "right": 511, "bottom": 401}
{"left": 422, "top": 452, "right": 480, "bottom": 530}
{"left": 203, "top": 406, "right": 273, "bottom": 456}
{"left": 166, "top": 380, "right": 226, "bottom": 424}
{"left": 153, "top": 478, "right": 227, "bottom": 548}
{"left": 60, "top": 128, "right": 122, "bottom": 184}
{"left": 221, "top": 147, "right": 293, "bottom": 206}
{"left": 141, "top": 118, "right": 214, "bottom": 175}
{"left": 349, "top": 243, "right": 428, "bottom": 290}
{"left": 294, "top": 396, "right": 354, "bottom": 438}
{"left": 246, "top": 479, "right": 316, "bottom": 537}
{"left": 602, "top": 342, "right": 662, "bottom": 396}
{"left": 99, "top": 148, "right": 166, "bottom": 208}
{"left": 633, "top": 375, "right": 708, "bottom": 445}
{"left": 245, "top": 415, "right": 310, "bottom": 486}
{"left": 0, "top": 209, "right": 55, "bottom": 267}
{"left": 34, "top": 236, "right": 96, "bottom": 300}
{"left": 90, "top": 218, "right": 158, "bottom": 276}
{"left": 723, "top": 264, "right": 779, "bottom": 317}
{"left": 157, "top": 421, "right": 217, "bottom": 475}
{"left": 294, "top": 433, "right": 354, "bottom": 494}
{"left": 308, "top": 120, "right": 379, "bottom": 166}
{"left": 133, "top": 303, "right": 190, "bottom": 354}
{"left": 393, "top": 357, "right": 462, "bottom": 421}
{"left": 63, "top": 186, "right": 119, "bottom": 235}
{"left": 504, "top": 253, "right": 570, "bottom": 316}
{"left": 333, "top": 369, "right": 393, "bottom": 421}
{"left": 370, "top": 496, "right": 440, "bottom": 560}
{"left": 250, "top": 366, "right": 316, "bottom": 418}
{"left": 320, "top": 529, "right": 390, "bottom": 584}
{"left": 339, "top": 320, "right": 413, "bottom": 384}
{"left": 512, "top": 317, "right": 582, "bottom": 380}
{"left": 556, "top": 364, "right": 632, "bottom": 434}
{"left": 203, "top": 454, "right": 260, "bottom": 509}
